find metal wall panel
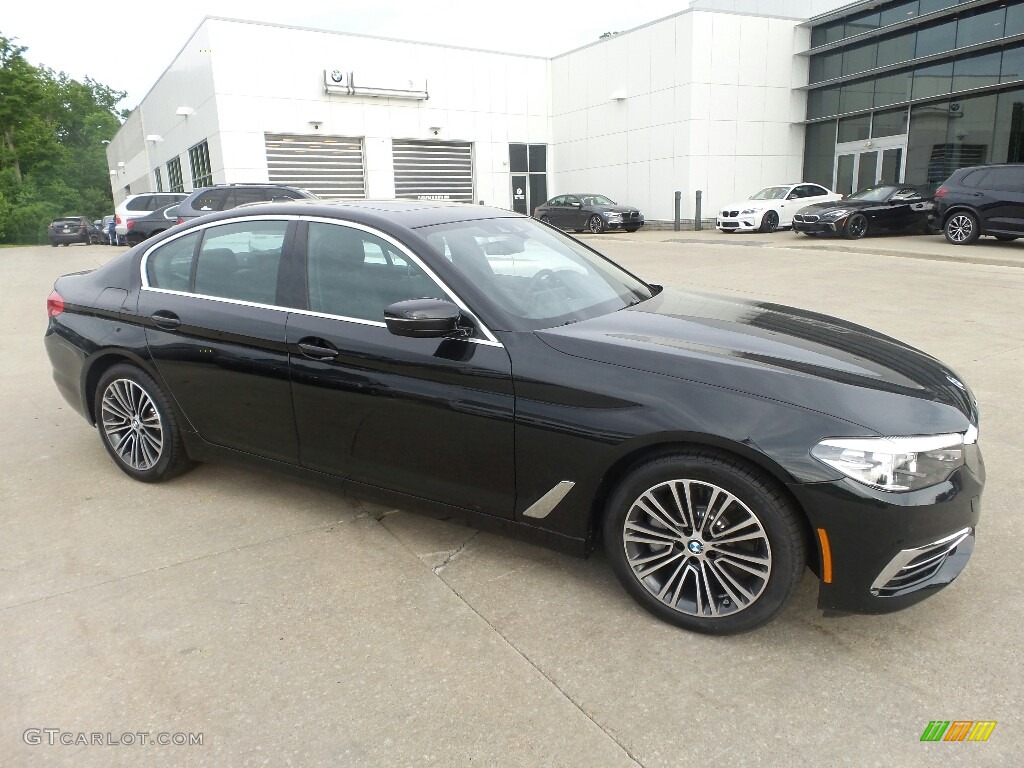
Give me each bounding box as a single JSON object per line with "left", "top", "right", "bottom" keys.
{"left": 264, "top": 134, "right": 365, "bottom": 199}
{"left": 392, "top": 140, "right": 473, "bottom": 202}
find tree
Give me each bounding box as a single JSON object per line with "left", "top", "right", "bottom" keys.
{"left": 0, "top": 31, "right": 125, "bottom": 243}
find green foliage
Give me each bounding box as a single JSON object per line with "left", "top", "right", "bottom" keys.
{"left": 0, "top": 31, "right": 124, "bottom": 243}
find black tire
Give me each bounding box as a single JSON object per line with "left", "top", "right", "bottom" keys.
{"left": 603, "top": 451, "right": 806, "bottom": 635}
{"left": 994, "top": 234, "right": 1018, "bottom": 242}
{"left": 94, "top": 364, "right": 194, "bottom": 483}
{"left": 587, "top": 214, "right": 605, "bottom": 234}
{"left": 50, "top": 242, "right": 58, "bottom": 247}
{"left": 758, "top": 210, "right": 780, "bottom": 233}
{"left": 844, "top": 213, "right": 868, "bottom": 240}
{"left": 944, "top": 212, "right": 980, "bottom": 245}
{"left": 539, "top": 215, "right": 553, "bottom": 228}
{"left": 624, "top": 226, "right": 640, "bottom": 233}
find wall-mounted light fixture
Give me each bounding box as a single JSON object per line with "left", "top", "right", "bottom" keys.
{"left": 117, "top": 161, "right": 125, "bottom": 167}
{"left": 428, "top": 126, "right": 442, "bottom": 136}
{"left": 610, "top": 90, "right": 627, "bottom": 101}
{"left": 146, "top": 134, "right": 163, "bottom": 142}
{"left": 109, "top": 170, "right": 118, "bottom": 176}
{"left": 176, "top": 106, "right": 194, "bottom": 117}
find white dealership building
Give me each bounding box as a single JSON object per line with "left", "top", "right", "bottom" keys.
{"left": 107, "top": 0, "right": 852, "bottom": 222}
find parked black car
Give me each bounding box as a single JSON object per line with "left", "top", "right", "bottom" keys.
{"left": 47, "top": 217, "right": 102, "bottom": 246}
{"left": 125, "top": 204, "right": 181, "bottom": 247}
{"left": 933, "top": 164, "right": 1024, "bottom": 245}
{"left": 792, "top": 185, "right": 936, "bottom": 239}
{"left": 174, "top": 184, "right": 318, "bottom": 223}
{"left": 534, "top": 194, "right": 644, "bottom": 234}
{"left": 44, "top": 201, "right": 983, "bottom": 635}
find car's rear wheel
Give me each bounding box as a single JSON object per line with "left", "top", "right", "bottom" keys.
{"left": 994, "top": 234, "right": 1018, "bottom": 242}
{"left": 758, "top": 210, "right": 780, "bottom": 233}
{"left": 95, "top": 364, "right": 193, "bottom": 483}
{"left": 844, "top": 213, "right": 868, "bottom": 239}
{"left": 603, "top": 452, "right": 806, "bottom": 635}
{"left": 945, "top": 212, "right": 980, "bottom": 245}
{"left": 588, "top": 214, "right": 605, "bottom": 234}
{"left": 50, "top": 242, "right": 58, "bottom": 247}
{"left": 539, "top": 215, "right": 554, "bottom": 228}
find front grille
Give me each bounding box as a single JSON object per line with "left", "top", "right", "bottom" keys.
{"left": 625, "top": 211, "right": 640, "bottom": 221}
{"left": 871, "top": 528, "right": 974, "bottom": 597}
{"left": 794, "top": 214, "right": 819, "bottom": 223}
{"left": 722, "top": 210, "right": 739, "bottom": 217}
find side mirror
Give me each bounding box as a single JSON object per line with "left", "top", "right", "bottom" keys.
{"left": 384, "top": 298, "right": 467, "bottom": 338}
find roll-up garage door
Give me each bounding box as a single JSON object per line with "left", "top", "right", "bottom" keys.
{"left": 392, "top": 140, "right": 473, "bottom": 202}
{"left": 264, "top": 133, "right": 365, "bottom": 199}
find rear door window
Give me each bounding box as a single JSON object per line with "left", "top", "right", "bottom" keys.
{"left": 981, "top": 167, "right": 1024, "bottom": 192}
{"left": 194, "top": 220, "right": 289, "bottom": 305}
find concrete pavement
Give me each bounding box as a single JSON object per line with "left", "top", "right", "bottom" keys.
{"left": 1, "top": 236, "right": 1021, "bottom": 767}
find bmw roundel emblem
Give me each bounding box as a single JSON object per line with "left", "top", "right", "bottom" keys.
{"left": 330, "top": 70, "right": 344, "bottom": 83}
{"left": 687, "top": 540, "right": 703, "bottom": 554}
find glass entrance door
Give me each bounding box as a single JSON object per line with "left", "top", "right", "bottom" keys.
{"left": 833, "top": 136, "right": 907, "bottom": 196}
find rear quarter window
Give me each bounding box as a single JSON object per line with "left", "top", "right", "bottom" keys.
{"left": 959, "top": 169, "right": 989, "bottom": 188}
{"left": 147, "top": 232, "right": 200, "bottom": 292}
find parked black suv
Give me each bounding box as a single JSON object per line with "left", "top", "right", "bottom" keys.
{"left": 934, "top": 164, "right": 1024, "bottom": 245}
{"left": 175, "top": 184, "right": 318, "bottom": 223}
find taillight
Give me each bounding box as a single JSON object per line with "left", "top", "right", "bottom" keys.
{"left": 934, "top": 187, "right": 948, "bottom": 198}
{"left": 47, "top": 290, "right": 64, "bottom": 318}
{"left": 115, "top": 215, "right": 122, "bottom": 224}
{"left": 126, "top": 220, "right": 135, "bottom": 230}
{"left": 177, "top": 218, "right": 184, "bottom": 225}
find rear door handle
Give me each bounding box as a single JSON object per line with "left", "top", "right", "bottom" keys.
{"left": 297, "top": 338, "right": 340, "bottom": 360}
{"left": 151, "top": 310, "right": 181, "bottom": 330}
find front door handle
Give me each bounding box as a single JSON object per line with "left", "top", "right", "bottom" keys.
{"left": 151, "top": 310, "right": 181, "bottom": 330}
{"left": 297, "top": 338, "right": 339, "bottom": 360}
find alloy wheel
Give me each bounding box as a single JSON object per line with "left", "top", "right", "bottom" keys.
{"left": 588, "top": 215, "right": 605, "bottom": 234}
{"left": 101, "top": 378, "right": 164, "bottom": 471}
{"left": 622, "top": 479, "right": 772, "bottom": 617}
{"left": 946, "top": 214, "right": 974, "bottom": 243}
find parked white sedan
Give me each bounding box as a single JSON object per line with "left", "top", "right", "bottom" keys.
{"left": 716, "top": 183, "right": 842, "bottom": 233}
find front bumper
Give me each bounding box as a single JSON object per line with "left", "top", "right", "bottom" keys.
{"left": 792, "top": 218, "right": 844, "bottom": 235}
{"left": 788, "top": 456, "right": 984, "bottom": 615}
{"left": 716, "top": 216, "right": 761, "bottom": 232}
{"left": 605, "top": 215, "right": 644, "bottom": 231}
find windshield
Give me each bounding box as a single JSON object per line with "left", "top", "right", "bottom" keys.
{"left": 419, "top": 217, "right": 652, "bottom": 330}
{"left": 750, "top": 186, "right": 789, "bottom": 200}
{"left": 849, "top": 186, "right": 897, "bottom": 202}
{"left": 580, "top": 194, "right": 616, "bottom": 206}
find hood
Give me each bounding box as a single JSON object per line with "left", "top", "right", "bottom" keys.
{"left": 536, "top": 289, "right": 977, "bottom": 436}
{"left": 797, "top": 199, "right": 875, "bottom": 213}
{"left": 594, "top": 205, "right": 640, "bottom": 214}
{"left": 720, "top": 199, "right": 777, "bottom": 211}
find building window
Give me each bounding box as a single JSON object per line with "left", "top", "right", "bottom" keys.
{"left": 154, "top": 167, "right": 164, "bottom": 192}
{"left": 188, "top": 140, "right": 213, "bottom": 188}
{"left": 166, "top": 157, "right": 184, "bottom": 193}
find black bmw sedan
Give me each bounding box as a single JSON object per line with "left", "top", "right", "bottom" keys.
{"left": 533, "top": 194, "right": 644, "bottom": 233}
{"left": 44, "top": 201, "right": 982, "bottom": 635}
{"left": 792, "top": 185, "right": 937, "bottom": 239}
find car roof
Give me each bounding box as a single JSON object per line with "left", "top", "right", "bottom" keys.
{"left": 177, "top": 199, "right": 526, "bottom": 229}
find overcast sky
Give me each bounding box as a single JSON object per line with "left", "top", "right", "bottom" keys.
{"left": 5, "top": 0, "right": 697, "bottom": 112}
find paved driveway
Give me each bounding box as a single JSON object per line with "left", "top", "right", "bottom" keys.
{"left": 1, "top": 236, "right": 1020, "bottom": 767}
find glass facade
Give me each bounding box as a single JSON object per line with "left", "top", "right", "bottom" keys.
{"left": 804, "top": 0, "right": 1024, "bottom": 190}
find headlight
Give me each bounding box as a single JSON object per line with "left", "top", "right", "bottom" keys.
{"left": 606, "top": 213, "right": 623, "bottom": 221}
{"left": 811, "top": 433, "right": 969, "bottom": 492}
{"left": 740, "top": 208, "right": 762, "bottom": 215}
{"left": 819, "top": 209, "right": 852, "bottom": 220}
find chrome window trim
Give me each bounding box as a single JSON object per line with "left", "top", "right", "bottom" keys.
{"left": 138, "top": 213, "right": 503, "bottom": 347}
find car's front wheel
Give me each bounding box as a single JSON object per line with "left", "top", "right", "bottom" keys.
{"left": 603, "top": 452, "right": 806, "bottom": 635}
{"left": 587, "top": 214, "right": 606, "bottom": 234}
{"left": 945, "top": 212, "right": 980, "bottom": 245}
{"left": 94, "top": 364, "right": 193, "bottom": 483}
{"left": 758, "top": 210, "right": 780, "bottom": 233}
{"left": 844, "top": 213, "right": 868, "bottom": 239}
